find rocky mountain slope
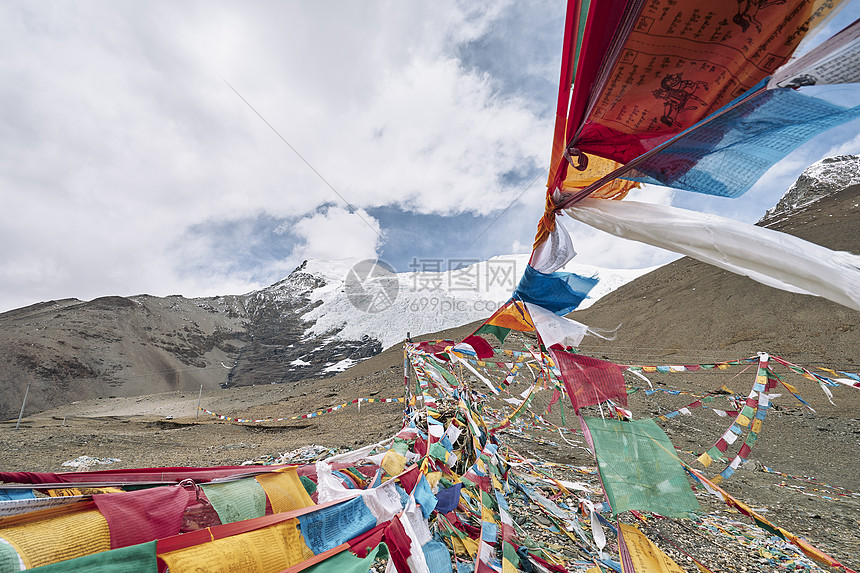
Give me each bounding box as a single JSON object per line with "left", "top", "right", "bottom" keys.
{"left": 763, "top": 154, "right": 859, "bottom": 221}
{"left": 0, "top": 254, "right": 651, "bottom": 419}
{"left": 0, "top": 265, "right": 384, "bottom": 419}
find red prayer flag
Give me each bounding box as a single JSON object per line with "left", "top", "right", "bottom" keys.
{"left": 547, "top": 388, "right": 562, "bottom": 413}
{"left": 551, "top": 350, "right": 627, "bottom": 411}
{"left": 93, "top": 485, "right": 192, "bottom": 549}
{"left": 384, "top": 515, "right": 414, "bottom": 573}
{"left": 461, "top": 335, "right": 494, "bottom": 359}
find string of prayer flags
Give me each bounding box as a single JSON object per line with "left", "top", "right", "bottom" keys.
{"left": 685, "top": 466, "right": 858, "bottom": 572}
{"left": 626, "top": 358, "right": 754, "bottom": 372}
{"left": 695, "top": 354, "right": 778, "bottom": 482}
{"left": 1, "top": 338, "right": 855, "bottom": 573}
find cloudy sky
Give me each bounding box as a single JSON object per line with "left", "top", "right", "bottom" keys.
{"left": 1, "top": 1, "right": 858, "bottom": 313}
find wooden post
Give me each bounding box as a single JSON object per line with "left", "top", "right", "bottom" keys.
{"left": 196, "top": 385, "right": 203, "bottom": 420}
{"left": 16, "top": 381, "right": 32, "bottom": 430}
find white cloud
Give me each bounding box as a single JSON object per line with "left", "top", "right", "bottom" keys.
{"left": 290, "top": 207, "right": 382, "bottom": 263}
{"left": 824, "top": 132, "right": 860, "bottom": 157}
{"left": 0, "top": 0, "right": 855, "bottom": 313}
{"left": 0, "top": 2, "right": 556, "bottom": 311}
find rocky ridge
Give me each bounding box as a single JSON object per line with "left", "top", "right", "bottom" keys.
{"left": 762, "top": 154, "right": 859, "bottom": 222}
{"left": 0, "top": 259, "right": 649, "bottom": 420}
{"left": 0, "top": 262, "right": 381, "bottom": 419}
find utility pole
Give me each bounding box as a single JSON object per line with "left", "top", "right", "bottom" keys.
{"left": 16, "top": 381, "right": 32, "bottom": 430}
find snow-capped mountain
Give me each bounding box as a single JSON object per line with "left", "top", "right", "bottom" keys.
{"left": 294, "top": 256, "right": 658, "bottom": 350}
{"left": 762, "top": 155, "right": 859, "bottom": 222}
{"left": 0, "top": 254, "right": 657, "bottom": 417}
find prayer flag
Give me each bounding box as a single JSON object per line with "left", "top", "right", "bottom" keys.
{"left": 552, "top": 350, "right": 627, "bottom": 411}
{"left": 584, "top": 417, "right": 699, "bottom": 518}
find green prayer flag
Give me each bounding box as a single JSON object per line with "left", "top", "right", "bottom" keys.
{"left": 475, "top": 324, "right": 510, "bottom": 343}
{"left": 201, "top": 477, "right": 267, "bottom": 524}
{"left": 502, "top": 541, "right": 520, "bottom": 568}
{"left": 301, "top": 475, "right": 318, "bottom": 495}
{"left": 392, "top": 437, "right": 410, "bottom": 456}
{"left": 428, "top": 441, "right": 450, "bottom": 463}
{"left": 584, "top": 417, "right": 700, "bottom": 518}
{"left": 0, "top": 539, "right": 22, "bottom": 572}
{"left": 305, "top": 542, "right": 388, "bottom": 573}
{"left": 28, "top": 541, "right": 156, "bottom": 572}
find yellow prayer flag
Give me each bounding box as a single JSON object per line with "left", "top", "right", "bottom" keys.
{"left": 696, "top": 452, "right": 713, "bottom": 467}
{"left": 736, "top": 414, "right": 751, "bottom": 427}
{"left": 0, "top": 508, "right": 110, "bottom": 568}
{"left": 619, "top": 524, "right": 686, "bottom": 573}
{"left": 45, "top": 487, "right": 123, "bottom": 497}
{"left": 751, "top": 418, "right": 763, "bottom": 434}
{"left": 490, "top": 474, "right": 503, "bottom": 492}
{"left": 449, "top": 535, "right": 478, "bottom": 557}
{"left": 481, "top": 505, "right": 497, "bottom": 524}
{"left": 560, "top": 155, "right": 640, "bottom": 200}
{"left": 381, "top": 449, "right": 407, "bottom": 476}
{"left": 255, "top": 468, "right": 315, "bottom": 514}
{"left": 426, "top": 472, "right": 443, "bottom": 489}
{"left": 159, "top": 519, "right": 313, "bottom": 573}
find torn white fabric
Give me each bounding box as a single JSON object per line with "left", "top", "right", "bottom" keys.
{"left": 315, "top": 461, "right": 403, "bottom": 525}
{"left": 326, "top": 435, "right": 393, "bottom": 464}
{"left": 628, "top": 368, "right": 653, "bottom": 389}
{"left": 566, "top": 198, "right": 860, "bottom": 311}
{"left": 449, "top": 353, "right": 499, "bottom": 394}
{"left": 525, "top": 302, "right": 618, "bottom": 349}
{"left": 531, "top": 218, "right": 576, "bottom": 274}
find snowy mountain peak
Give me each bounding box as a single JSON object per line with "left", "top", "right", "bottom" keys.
{"left": 268, "top": 255, "right": 659, "bottom": 350}
{"left": 763, "top": 155, "right": 860, "bottom": 222}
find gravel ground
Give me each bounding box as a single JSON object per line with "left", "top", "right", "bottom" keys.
{"left": 1, "top": 344, "right": 858, "bottom": 572}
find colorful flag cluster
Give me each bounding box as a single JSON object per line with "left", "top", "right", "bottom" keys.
{"left": 0, "top": 341, "right": 856, "bottom": 572}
